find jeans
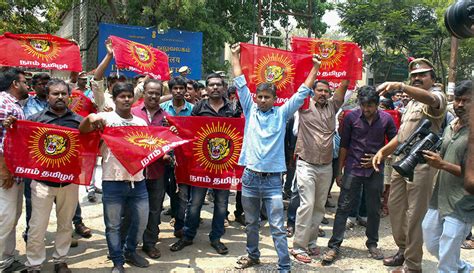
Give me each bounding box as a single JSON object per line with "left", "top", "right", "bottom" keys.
{"left": 349, "top": 184, "right": 367, "bottom": 218}
{"left": 241, "top": 168, "right": 290, "bottom": 272}
{"left": 102, "top": 180, "right": 149, "bottom": 266}
{"left": 143, "top": 177, "right": 166, "bottom": 248}
{"left": 175, "top": 183, "right": 190, "bottom": 232}
{"left": 422, "top": 209, "right": 473, "bottom": 273}
{"left": 164, "top": 165, "right": 179, "bottom": 218}
{"left": 183, "top": 186, "right": 229, "bottom": 242}
{"left": 328, "top": 172, "right": 383, "bottom": 250}
{"left": 234, "top": 191, "right": 244, "bottom": 217}
{"left": 286, "top": 174, "right": 299, "bottom": 228}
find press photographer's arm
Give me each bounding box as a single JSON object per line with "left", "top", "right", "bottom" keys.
{"left": 422, "top": 150, "right": 462, "bottom": 177}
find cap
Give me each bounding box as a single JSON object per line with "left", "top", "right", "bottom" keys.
{"left": 408, "top": 58, "right": 434, "bottom": 75}
{"left": 78, "top": 71, "right": 88, "bottom": 79}
{"left": 178, "top": 66, "right": 189, "bottom": 73}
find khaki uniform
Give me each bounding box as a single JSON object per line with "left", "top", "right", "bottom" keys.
{"left": 389, "top": 91, "right": 447, "bottom": 270}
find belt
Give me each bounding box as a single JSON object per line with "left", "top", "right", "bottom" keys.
{"left": 245, "top": 168, "right": 276, "bottom": 177}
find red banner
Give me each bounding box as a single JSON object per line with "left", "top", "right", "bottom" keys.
{"left": 240, "top": 43, "right": 314, "bottom": 107}
{"left": 4, "top": 120, "right": 100, "bottom": 185}
{"left": 101, "top": 126, "right": 191, "bottom": 175}
{"left": 168, "top": 116, "right": 245, "bottom": 190}
{"left": 0, "top": 33, "right": 82, "bottom": 72}
{"left": 69, "top": 90, "right": 97, "bottom": 117}
{"left": 110, "top": 35, "right": 170, "bottom": 80}
{"left": 291, "top": 37, "right": 363, "bottom": 81}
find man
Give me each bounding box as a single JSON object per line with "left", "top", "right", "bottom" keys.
{"left": 160, "top": 76, "right": 194, "bottom": 239}
{"left": 0, "top": 68, "right": 28, "bottom": 273}
{"left": 79, "top": 82, "right": 150, "bottom": 273}
{"left": 231, "top": 43, "right": 320, "bottom": 272}
{"left": 184, "top": 79, "right": 199, "bottom": 104}
{"left": 290, "top": 79, "right": 349, "bottom": 263}
{"left": 372, "top": 58, "right": 447, "bottom": 273}
{"left": 422, "top": 80, "right": 472, "bottom": 273}
{"left": 322, "top": 86, "right": 397, "bottom": 264}
{"left": 170, "top": 73, "right": 240, "bottom": 255}
{"left": 23, "top": 73, "right": 50, "bottom": 117}
{"left": 23, "top": 79, "right": 83, "bottom": 273}
{"left": 178, "top": 66, "right": 190, "bottom": 78}
{"left": 131, "top": 79, "right": 170, "bottom": 259}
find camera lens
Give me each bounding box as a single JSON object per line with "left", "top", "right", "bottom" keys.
{"left": 444, "top": 0, "right": 474, "bottom": 39}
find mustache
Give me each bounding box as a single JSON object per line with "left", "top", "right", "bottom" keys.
{"left": 412, "top": 80, "right": 423, "bottom": 85}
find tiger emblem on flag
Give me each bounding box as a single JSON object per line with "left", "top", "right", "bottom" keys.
{"left": 208, "top": 137, "right": 230, "bottom": 161}
{"left": 44, "top": 134, "right": 67, "bottom": 156}
{"left": 265, "top": 65, "right": 285, "bottom": 83}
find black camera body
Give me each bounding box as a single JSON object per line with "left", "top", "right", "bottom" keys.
{"left": 392, "top": 119, "right": 443, "bottom": 181}
{"left": 444, "top": 0, "right": 474, "bottom": 39}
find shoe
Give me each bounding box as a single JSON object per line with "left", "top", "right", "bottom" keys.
{"left": 383, "top": 250, "right": 405, "bottom": 267}
{"left": 322, "top": 248, "right": 339, "bottom": 265}
{"left": 87, "top": 191, "right": 97, "bottom": 202}
{"left": 321, "top": 217, "right": 329, "bottom": 225}
{"left": 390, "top": 266, "right": 422, "bottom": 273}
{"left": 3, "top": 260, "right": 27, "bottom": 273}
{"left": 54, "top": 263, "right": 71, "bottom": 273}
{"left": 110, "top": 264, "right": 125, "bottom": 273}
{"left": 318, "top": 228, "right": 326, "bottom": 237}
{"left": 173, "top": 229, "right": 184, "bottom": 238}
{"left": 224, "top": 219, "right": 230, "bottom": 227}
{"left": 235, "top": 255, "right": 260, "bottom": 269}
{"left": 142, "top": 246, "right": 161, "bottom": 259}
{"left": 170, "top": 239, "right": 193, "bottom": 252}
{"left": 210, "top": 240, "right": 229, "bottom": 255}
{"left": 70, "top": 238, "right": 78, "bottom": 248}
{"left": 234, "top": 214, "right": 246, "bottom": 226}
{"left": 367, "top": 245, "right": 384, "bottom": 260}
{"left": 75, "top": 222, "right": 92, "bottom": 238}
{"left": 124, "top": 252, "right": 149, "bottom": 268}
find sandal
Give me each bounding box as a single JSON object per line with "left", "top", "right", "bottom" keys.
{"left": 461, "top": 240, "right": 474, "bottom": 249}
{"left": 235, "top": 255, "right": 260, "bottom": 269}
{"left": 210, "top": 240, "right": 229, "bottom": 255}
{"left": 290, "top": 249, "right": 312, "bottom": 263}
{"left": 368, "top": 246, "right": 384, "bottom": 260}
{"left": 322, "top": 248, "right": 338, "bottom": 265}
{"left": 307, "top": 247, "right": 320, "bottom": 256}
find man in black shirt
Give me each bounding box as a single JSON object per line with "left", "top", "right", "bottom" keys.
{"left": 170, "top": 73, "right": 240, "bottom": 255}
{"left": 24, "top": 79, "right": 82, "bottom": 273}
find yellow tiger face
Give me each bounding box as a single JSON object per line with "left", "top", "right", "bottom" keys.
{"left": 30, "top": 39, "right": 50, "bottom": 53}
{"left": 319, "top": 41, "right": 337, "bottom": 59}
{"left": 208, "top": 137, "right": 230, "bottom": 161}
{"left": 44, "top": 134, "right": 67, "bottom": 156}
{"left": 135, "top": 46, "right": 150, "bottom": 62}
{"left": 265, "top": 65, "right": 285, "bottom": 83}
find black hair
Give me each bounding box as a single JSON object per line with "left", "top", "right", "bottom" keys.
{"left": 168, "top": 76, "right": 187, "bottom": 90}
{"left": 205, "top": 73, "right": 225, "bottom": 86}
{"left": 357, "top": 85, "right": 379, "bottom": 105}
{"left": 428, "top": 70, "right": 436, "bottom": 80}
{"left": 227, "top": 85, "right": 237, "bottom": 96}
{"left": 380, "top": 98, "right": 394, "bottom": 110}
{"left": 0, "top": 68, "right": 25, "bottom": 91}
{"left": 112, "top": 82, "right": 134, "bottom": 99}
{"left": 454, "top": 80, "right": 472, "bottom": 97}
{"left": 186, "top": 79, "right": 198, "bottom": 91}
{"left": 107, "top": 72, "right": 127, "bottom": 86}
{"left": 197, "top": 82, "right": 205, "bottom": 89}
{"left": 45, "top": 78, "right": 70, "bottom": 95}
{"left": 312, "top": 80, "right": 330, "bottom": 90}
{"left": 134, "top": 74, "right": 145, "bottom": 81}
{"left": 256, "top": 82, "right": 277, "bottom": 97}
{"left": 31, "top": 73, "right": 50, "bottom": 86}
{"left": 143, "top": 79, "right": 163, "bottom": 95}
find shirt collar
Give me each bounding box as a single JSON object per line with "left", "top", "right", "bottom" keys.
{"left": 3, "top": 91, "right": 19, "bottom": 103}
{"left": 358, "top": 108, "right": 381, "bottom": 122}
{"left": 45, "top": 106, "right": 73, "bottom": 117}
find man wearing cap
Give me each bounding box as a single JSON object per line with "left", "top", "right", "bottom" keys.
{"left": 178, "top": 66, "right": 189, "bottom": 79}
{"left": 372, "top": 58, "right": 447, "bottom": 273}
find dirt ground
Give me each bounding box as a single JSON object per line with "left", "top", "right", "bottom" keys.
{"left": 12, "top": 183, "right": 474, "bottom": 273}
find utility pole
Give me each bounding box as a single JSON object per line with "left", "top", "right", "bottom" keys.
{"left": 447, "top": 36, "right": 458, "bottom": 97}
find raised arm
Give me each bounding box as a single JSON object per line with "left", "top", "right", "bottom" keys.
{"left": 94, "top": 39, "right": 114, "bottom": 81}
{"left": 303, "top": 54, "right": 321, "bottom": 89}
{"left": 79, "top": 113, "right": 106, "bottom": 133}
{"left": 377, "top": 82, "right": 441, "bottom": 108}
{"left": 333, "top": 80, "right": 350, "bottom": 107}
{"left": 231, "top": 43, "right": 242, "bottom": 77}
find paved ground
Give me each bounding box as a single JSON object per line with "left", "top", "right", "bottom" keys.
{"left": 12, "top": 184, "right": 474, "bottom": 273}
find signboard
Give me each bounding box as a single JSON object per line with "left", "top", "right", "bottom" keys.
{"left": 98, "top": 23, "right": 203, "bottom": 80}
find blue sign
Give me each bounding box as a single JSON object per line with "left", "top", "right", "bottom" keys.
{"left": 98, "top": 23, "right": 203, "bottom": 80}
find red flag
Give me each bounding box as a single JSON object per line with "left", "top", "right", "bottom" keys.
{"left": 4, "top": 120, "right": 100, "bottom": 185}
{"left": 101, "top": 126, "right": 191, "bottom": 175}
{"left": 0, "top": 33, "right": 82, "bottom": 72}
{"left": 291, "top": 37, "right": 363, "bottom": 81}
{"left": 167, "top": 116, "right": 245, "bottom": 191}
{"left": 69, "top": 90, "right": 97, "bottom": 117}
{"left": 110, "top": 35, "right": 170, "bottom": 80}
{"left": 240, "top": 43, "right": 314, "bottom": 107}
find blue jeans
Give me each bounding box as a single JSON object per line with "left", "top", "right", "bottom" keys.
{"left": 328, "top": 172, "right": 383, "bottom": 250}
{"left": 241, "top": 169, "right": 290, "bottom": 272}
{"left": 102, "top": 180, "right": 149, "bottom": 266}
{"left": 422, "top": 208, "right": 473, "bottom": 273}
{"left": 183, "top": 186, "right": 229, "bottom": 241}
{"left": 286, "top": 174, "right": 299, "bottom": 228}
{"left": 175, "top": 183, "right": 190, "bottom": 232}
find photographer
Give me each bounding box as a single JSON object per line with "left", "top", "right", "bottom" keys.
{"left": 421, "top": 80, "right": 472, "bottom": 273}
{"left": 372, "top": 58, "right": 447, "bottom": 273}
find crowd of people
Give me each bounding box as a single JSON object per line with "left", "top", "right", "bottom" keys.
{"left": 0, "top": 40, "right": 472, "bottom": 273}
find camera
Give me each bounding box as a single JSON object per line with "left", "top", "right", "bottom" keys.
{"left": 392, "top": 120, "right": 443, "bottom": 181}
{"left": 444, "top": 0, "right": 474, "bottom": 39}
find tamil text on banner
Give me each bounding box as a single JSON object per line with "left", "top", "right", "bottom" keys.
{"left": 101, "top": 126, "right": 191, "bottom": 175}
{"left": 4, "top": 120, "right": 100, "bottom": 185}
{"left": 240, "top": 43, "right": 314, "bottom": 107}
{"left": 167, "top": 116, "right": 245, "bottom": 190}
{"left": 0, "top": 33, "right": 82, "bottom": 72}
{"left": 109, "top": 35, "right": 170, "bottom": 80}
{"left": 291, "top": 37, "right": 363, "bottom": 81}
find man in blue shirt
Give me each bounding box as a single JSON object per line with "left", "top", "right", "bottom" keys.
{"left": 230, "top": 43, "right": 321, "bottom": 272}
{"left": 159, "top": 76, "right": 194, "bottom": 117}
